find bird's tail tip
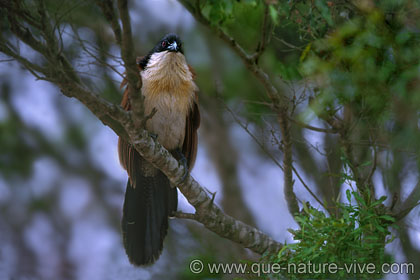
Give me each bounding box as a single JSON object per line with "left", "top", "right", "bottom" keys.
{"left": 121, "top": 172, "right": 177, "bottom": 265}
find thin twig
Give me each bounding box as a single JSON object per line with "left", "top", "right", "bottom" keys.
{"left": 291, "top": 165, "right": 330, "bottom": 215}
{"left": 72, "top": 26, "right": 125, "bottom": 79}
{"left": 225, "top": 105, "right": 284, "bottom": 171}
{"left": 364, "top": 144, "right": 377, "bottom": 188}
{"left": 224, "top": 103, "right": 328, "bottom": 213}
{"left": 117, "top": 0, "right": 144, "bottom": 126}
{"left": 253, "top": 2, "right": 271, "bottom": 63}
{"left": 95, "top": 0, "right": 122, "bottom": 45}
{"left": 289, "top": 117, "right": 338, "bottom": 134}
{"left": 273, "top": 36, "right": 304, "bottom": 51}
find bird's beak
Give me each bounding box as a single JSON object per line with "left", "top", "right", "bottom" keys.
{"left": 167, "top": 42, "right": 178, "bottom": 52}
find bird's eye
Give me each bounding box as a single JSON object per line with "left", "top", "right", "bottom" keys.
{"left": 161, "top": 41, "right": 167, "bottom": 47}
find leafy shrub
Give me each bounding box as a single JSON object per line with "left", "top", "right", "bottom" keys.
{"left": 268, "top": 190, "right": 395, "bottom": 279}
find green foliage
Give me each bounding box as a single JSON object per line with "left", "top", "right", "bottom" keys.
{"left": 201, "top": 0, "right": 261, "bottom": 26}
{"left": 300, "top": 2, "right": 420, "bottom": 127}
{"left": 202, "top": 0, "right": 420, "bottom": 139}
{"left": 268, "top": 191, "right": 395, "bottom": 279}
{"left": 202, "top": 0, "right": 234, "bottom": 25}
{"left": 261, "top": 148, "right": 397, "bottom": 279}
{"left": 199, "top": 0, "right": 278, "bottom": 121}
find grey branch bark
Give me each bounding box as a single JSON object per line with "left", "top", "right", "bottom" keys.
{"left": 0, "top": 0, "right": 282, "bottom": 257}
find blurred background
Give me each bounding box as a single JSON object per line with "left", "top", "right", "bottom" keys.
{"left": 0, "top": 0, "right": 419, "bottom": 279}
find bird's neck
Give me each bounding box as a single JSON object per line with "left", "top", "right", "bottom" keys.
{"left": 141, "top": 51, "right": 195, "bottom": 99}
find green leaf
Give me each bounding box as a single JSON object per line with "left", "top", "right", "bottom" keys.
{"left": 346, "top": 189, "right": 352, "bottom": 203}
{"left": 360, "top": 160, "right": 372, "bottom": 167}
{"left": 269, "top": 5, "right": 279, "bottom": 26}
{"left": 379, "top": 215, "right": 395, "bottom": 222}
{"left": 300, "top": 43, "right": 312, "bottom": 62}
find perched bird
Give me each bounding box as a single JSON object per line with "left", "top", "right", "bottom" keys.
{"left": 118, "top": 34, "right": 200, "bottom": 265}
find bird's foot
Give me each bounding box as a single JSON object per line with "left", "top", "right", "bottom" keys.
{"left": 175, "top": 148, "right": 189, "bottom": 185}
{"left": 148, "top": 132, "right": 158, "bottom": 141}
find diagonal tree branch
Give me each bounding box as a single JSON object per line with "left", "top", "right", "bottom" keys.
{"left": 393, "top": 180, "right": 420, "bottom": 221}
{"left": 0, "top": 1, "right": 283, "bottom": 257}
{"left": 289, "top": 117, "right": 338, "bottom": 134}
{"left": 126, "top": 127, "right": 282, "bottom": 254}
{"left": 0, "top": 40, "right": 48, "bottom": 81}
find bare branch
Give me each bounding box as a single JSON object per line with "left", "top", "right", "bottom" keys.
{"left": 291, "top": 165, "right": 330, "bottom": 214}
{"left": 116, "top": 0, "right": 144, "bottom": 127}
{"left": 273, "top": 36, "right": 304, "bottom": 51}
{"left": 225, "top": 104, "right": 327, "bottom": 214}
{"left": 278, "top": 110, "right": 299, "bottom": 215}
{"left": 95, "top": 0, "right": 122, "bottom": 45}
{"left": 225, "top": 104, "right": 284, "bottom": 171}
{"left": 394, "top": 202, "right": 420, "bottom": 221}
{"left": 364, "top": 143, "right": 377, "bottom": 188}
{"left": 0, "top": 40, "right": 48, "bottom": 79}
{"left": 95, "top": 0, "right": 144, "bottom": 126}
{"left": 393, "top": 181, "right": 420, "bottom": 221}
{"left": 6, "top": 14, "right": 48, "bottom": 55}
{"left": 71, "top": 26, "right": 125, "bottom": 79}
{"left": 289, "top": 117, "right": 338, "bottom": 134}
{"left": 37, "top": 0, "right": 57, "bottom": 52}
{"left": 253, "top": 2, "right": 271, "bottom": 63}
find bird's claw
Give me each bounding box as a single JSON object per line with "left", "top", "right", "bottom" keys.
{"left": 148, "top": 132, "right": 158, "bottom": 140}
{"left": 175, "top": 149, "right": 189, "bottom": 185}
{"left": 179, "top": 157, "right": 189, "bottom": 182}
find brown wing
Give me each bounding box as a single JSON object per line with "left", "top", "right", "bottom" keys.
{"left": 119, "top": 56, "right": 144, "bottom": 111}
{"left": 118, "top": 57, "right": 144, "bottom": 182}
{"left": 182, "top": 92, "right": 200, "bottom": 170}
{"left": 119, "top": 60, "right": 200, "bottom": 176}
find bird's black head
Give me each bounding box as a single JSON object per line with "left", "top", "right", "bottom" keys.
{"left": 153, "top": 33, "right": 183, "bottom": 54}
{"left": 139, "top": 34, "right": 184, "bottom": 69}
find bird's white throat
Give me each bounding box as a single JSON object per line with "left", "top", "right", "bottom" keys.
{"left": 142, "top": 51, "right": 191, "bottom": 83}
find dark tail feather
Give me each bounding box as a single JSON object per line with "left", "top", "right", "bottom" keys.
{"left": 121, "top": 171, "right": 177, "bottom": 265}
